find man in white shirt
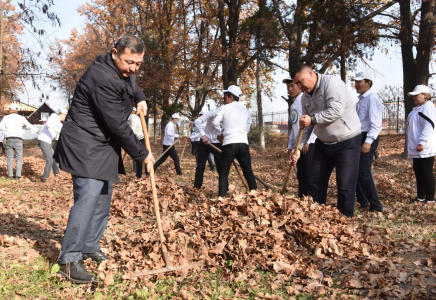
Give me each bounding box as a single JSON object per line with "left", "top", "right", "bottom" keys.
{"left": 213, "top": 85, "right": 257, "bottom": 196}
{"left": 193, "top": 109, "right": 222, "bottom": 188}
{"left": 127, "top": 108, "right": 146, "bottom": 178}
{"left": 38, "top": 108, "right": 67, "bottom": 182}
{"left": 353, "top": 72, "right": 383, "bottom": 212}
{"left": 283, "top": 77, "right": 317, "bottom": 198}
{"left": 0, "top": 103, "right": 35, "bottom": 179}
{"left": 154, "top": 113, "right": 183, "bottom": 175}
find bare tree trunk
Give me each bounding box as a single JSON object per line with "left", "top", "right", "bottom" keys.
{"left": 256, "top": 54, "right": 265, "bottom": 151}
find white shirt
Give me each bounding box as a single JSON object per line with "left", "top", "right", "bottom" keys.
{"left": 163, "top": 121, "right": 179, "bottom": 146}
{"left": 127, "top": 114, "right": 144, "bottom": 140}
{"left": 287, "top": 93, "right": 317, "bottom": 149}
{"left": 38, "top": 113, "right": 63, "bottom": 144}
{"left": 407, "top": 101, "right": 436, "bottom": 158}
{"left": 194, "top": 109, "right": 220, "bottom": 144}
{"left": 357, "top": 90, "right": 382, "bottom": 144}
{"left": 213, "top": 101, "right": 251, "bottom": 146}
{"left": 190, "top": 126, "right": 201, "bottom": 142}
{"left": 0, "top": 113, "right": 34, "bottom": 138}
{"left": 0, "top": 130, "right": 4, "bottom": 142}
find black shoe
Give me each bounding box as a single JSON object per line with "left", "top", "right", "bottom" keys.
{"left": 369, "top": 207, "right": 383, "bottom": 212}
{"left": 408, "top": 197, "right": 424, "bottom": 204}
{"left": 58, "top": 261, "right": 96, "bottom": 284}
{"left": 15, "top": 177, "right": 21, "bottom": 180}
{"left": 82, "top": 250, "right": 109, "bottom": 263}
{"left": 424, "top": 199, "right": 435, "bottom": 203}
{"left": 41, "top": 177, "right": 46, "bottom": 183}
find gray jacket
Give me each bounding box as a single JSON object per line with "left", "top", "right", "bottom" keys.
{"left": 300, "top": 73, "right": 361, "bottom": 147}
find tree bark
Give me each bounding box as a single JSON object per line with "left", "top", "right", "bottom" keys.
{"left": 256, "top": 53, "right": 265, "bottom": 151}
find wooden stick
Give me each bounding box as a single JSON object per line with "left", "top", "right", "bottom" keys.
{"left": 207, "top": 143, "right": 270, "bottom": 190}
{"left": 179, "top": 139, "right": 188, "bottom": 161}
{"left": 138, "top": 111, "right": 171, "bottom": 268}
{"left": 280, "top": 128, "right": 304, "bottom": 195}
{"left": 155, "top": 139, "right": 179, "bottom": 162}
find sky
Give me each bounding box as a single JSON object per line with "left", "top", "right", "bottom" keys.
{"left": 15, "top": 0, "right": 431, "bottom": 114}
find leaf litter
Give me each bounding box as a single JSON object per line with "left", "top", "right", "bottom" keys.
{"left": 0, "top": 134, "right": 435, "bottom": 298}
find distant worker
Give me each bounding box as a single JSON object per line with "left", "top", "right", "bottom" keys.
{"left": 127, "top": 107, "right": 146, "bottom": 179}
{"left": 283, "top": 77, "right": 317, "bottom": 198}
{"left": 353, "top": 72, "right": 383, "bottom": 212}
{"left": 154, "top": 113, "right": 183, "bottom": 175}
{"left": 213, "top": 85, "right": 257, "bottom": 196}
{"left": 193, "top": 109, "right": 222, "bottom": 189}
{"left": 406, "top": 85, "right": 436, "bottom": 204}
{"left": 0, "top": 103, "right": 35, "bottom": 180}
{"left": 38, "top": 108, "right": 68, "bottom": 182}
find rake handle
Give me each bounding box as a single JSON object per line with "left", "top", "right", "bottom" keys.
{"left": 280, "top": 128, "right": 304, "bottom": 195}
{"left": 139, "top": 110, "right": 171, "bottom": 268}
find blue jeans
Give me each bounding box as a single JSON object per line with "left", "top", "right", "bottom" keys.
{"left": 309, "top": 134, "right": 361, "bottom": 217}
{"left": 356, "top": 133, "right": 382, "bottom": 211}
{"left": 38, "top": 140, "right": 59, "bottom": 179}
{"left": 219, "top": 143, "right": 257, "bottom": 196}
{"left": 59, "top": 176, "right": 113, "bottom": 264}
{"left": 5, "top": 138, "right": 23, "bottom": 177}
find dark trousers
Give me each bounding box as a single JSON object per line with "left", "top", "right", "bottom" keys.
{"left": 154, "top": 145, "right": 182, "bottom": 175}
{"left": 309, "top": 134, "right": 361, "bottom": 217}
{"left": 413, "top": 156, "right": 435, "bottom": 201}
{"left": 296, "top": 143, "right": 315, "bottom": 198}
{"left": 219, "top": 143, "right": 257, "bottom": 196}
{"left": 194, "top": 142, "right": 222, "bottom": 188}
{"left": 193, "top": 140, "right": 214, "bottom": 170}
{"left": 356, "top": 133, "right": 382, "bottom": 211}
{"left": 59, "top": 176, "right": 113, "bottom": 264}
{"left": 134, "top": 139, "right": 146, "bottom": 178}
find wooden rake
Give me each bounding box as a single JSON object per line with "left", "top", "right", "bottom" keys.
{"left": 131, "top": 111, "right": 202, "bottom": 276}
{"left": 280, "top": 128, "right": 304, "bottom": 195}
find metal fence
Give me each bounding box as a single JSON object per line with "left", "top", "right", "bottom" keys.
{"left": 251, "top": 101, "right": 408, "bottom": 135}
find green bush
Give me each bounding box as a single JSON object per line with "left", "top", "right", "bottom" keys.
{"left": 248, "top": 125, "right": 275, "bottom": 148}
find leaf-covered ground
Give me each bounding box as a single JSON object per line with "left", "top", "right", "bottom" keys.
{"left": 1, "top": 134, "right": 436, "bottom": 299}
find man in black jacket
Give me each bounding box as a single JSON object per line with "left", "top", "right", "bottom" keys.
{"left": 54, "top": 34, "right": 154, "bottom": 284}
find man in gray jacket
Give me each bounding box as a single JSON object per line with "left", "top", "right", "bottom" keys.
{"left": 290, "top": 64, "right": 361, "bottom": 217}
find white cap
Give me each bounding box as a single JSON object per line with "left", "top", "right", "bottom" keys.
{"left": 223, "top": 85, "right": 243, "bottom": 98}
{"left": 39, "top": 117, "right": 47, "bottom": 122}
{"left": 199, "top": 111, "right": 205, "bottom": 115}
{"left": 171, "top": 113, "right": 181, "bottom": 119}
{"left": 132, "top": 107, "right": 137, "bottom": 111}
{"left": 353, "top": 71, "right": 373, "bottom": 81}
{"left": 59, "top": 108, "right": 68, "bottom": 115}
{"left": 282, "top": 77, "right": 293, "bottom": 83}
{"left": 8, "top": 103, "right": 19, "bottom": 110}
{"left": 408, "top": 85, "right": 431, "bottom": 96}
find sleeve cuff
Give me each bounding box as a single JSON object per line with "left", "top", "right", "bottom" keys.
{"left": 311, "top": 116, "right": 316, "bottom": 125}
{"left": 364, "top": 137, "right": 374, "bottom": 144}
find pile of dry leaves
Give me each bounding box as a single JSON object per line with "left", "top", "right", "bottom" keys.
{"left": 1, "top": 134, "right": 436, "bottom": 299}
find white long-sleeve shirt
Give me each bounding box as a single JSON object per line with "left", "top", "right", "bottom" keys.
{"left": 357, "top": 90, "right": 382, "bottom": 144}
{"left": 213, "top": 101, "right": 251, "bottom": 146}
{"left": 127, "top": 114, "right": 144, "bottom": 140}
{"left": 194, "top": 109, "right": 220, "bottom": 144}
{"left": 407, "top": 101, "right": 436, "bottom": 158}
{"left": 0, "top": 113, "right": 34, "bottom": 139}
{"left": 163, "top": 121, "right": 179, "bottom": 146}
{"left": 190, "top": 126, "right": 201, "bottom": 142}
{"left": 38, "top": 113, "right": 63, "bottom": 144}
{"left": 287, "top": 93, "right": 317, "bottom": 149}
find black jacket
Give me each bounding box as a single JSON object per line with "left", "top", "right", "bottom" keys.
{"left": 54, "top": 52, "right": 149, "bottom": 183}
